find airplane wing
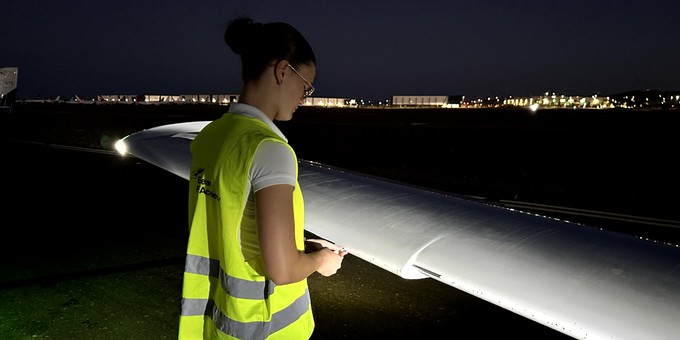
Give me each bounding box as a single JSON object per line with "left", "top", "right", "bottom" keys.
{"left": 115, "top": 121, "right": 680, "bottom": 340}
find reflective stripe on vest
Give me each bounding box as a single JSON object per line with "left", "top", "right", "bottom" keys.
{"left": 184, "top": 254, "right": 276, "bottom": 299}
{"left": 180, "top": 288, "right": 310, "bottom": 339}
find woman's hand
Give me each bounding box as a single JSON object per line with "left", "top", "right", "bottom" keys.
{"left": 305, "top": 238, "right": 348, "bottom": 256}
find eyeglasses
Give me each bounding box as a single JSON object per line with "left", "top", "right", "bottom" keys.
{"left": 288, "top": 64, "right": 315, "bottom": 98}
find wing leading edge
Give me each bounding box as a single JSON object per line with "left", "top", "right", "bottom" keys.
{"left": 117, "top": 121, "right": 680, "bottom": 340}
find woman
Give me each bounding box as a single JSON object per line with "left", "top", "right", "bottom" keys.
{"left": 178, "top": 17, "right": 347, "bottom": 339}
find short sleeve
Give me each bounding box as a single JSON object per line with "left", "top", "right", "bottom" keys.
{"left": 250, "top": 140, "right": 296, "bottom": 192}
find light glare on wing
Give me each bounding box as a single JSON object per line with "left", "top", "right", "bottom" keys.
{"left": 114, "top": 138, "right": 128, "bottom": 156}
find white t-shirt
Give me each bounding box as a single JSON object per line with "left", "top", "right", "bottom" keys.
{"left": 228, "top": 102, "right": 297, "bottom": 192}
{"left": 230, "top": 103, "right": 298, "bottom": 260}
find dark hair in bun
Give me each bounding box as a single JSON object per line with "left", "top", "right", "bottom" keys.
{"left": 225, "top": 17, "right": 316, "bottom": 82}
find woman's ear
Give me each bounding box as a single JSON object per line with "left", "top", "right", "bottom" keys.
{"left": 273, "top": 60, "right": 289, "bottom": 85}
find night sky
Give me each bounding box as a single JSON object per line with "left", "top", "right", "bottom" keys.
{"left": 3, "top": 0, "right": 679, "bottom": 101}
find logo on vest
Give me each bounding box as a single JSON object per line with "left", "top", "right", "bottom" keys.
{"left": 192, "top": 168, "right": 220, "bottom": 201}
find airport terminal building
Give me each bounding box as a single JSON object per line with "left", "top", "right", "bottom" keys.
{"left": 96, "top": 94, "right": 353, "bottom": 108}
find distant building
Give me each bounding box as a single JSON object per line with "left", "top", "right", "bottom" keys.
{"left": 97, "top": 93, "right": 352, "bottom": 107}
{"left": 391, "top": 95, "right": 464, "bottom": 108}
{"left": 300, "top": 97, "right": 351, "bottom": 107}
{"left": 1, "top": 67, "right": 19, "bottom": 112}
{"left": 97, "top": 94, "right": 240, "bottom": 105}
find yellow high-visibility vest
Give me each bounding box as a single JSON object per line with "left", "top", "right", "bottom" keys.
{"left": 179, "top": 113, "right": 313, "bottom": 339}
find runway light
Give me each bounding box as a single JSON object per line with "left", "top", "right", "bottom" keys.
{"left": 529, "top": 103, "right": 539, "bottom": 112}
{"left": 114, "top": 139, "right": 128, "bottom": 156}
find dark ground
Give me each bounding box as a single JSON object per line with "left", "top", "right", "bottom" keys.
{"left": 1, "top": 103, "right": 678, "bottom": 339}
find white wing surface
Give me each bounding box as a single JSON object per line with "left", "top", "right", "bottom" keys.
{"left": 117, "top": 121, "right": 680, "bottom": 340}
